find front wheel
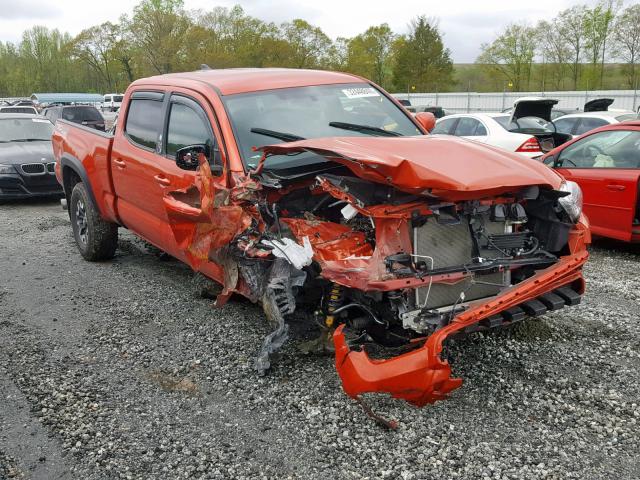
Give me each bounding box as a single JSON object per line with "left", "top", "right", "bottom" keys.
{"left": 69, "top": 182, "right": 118, "bottom": 261}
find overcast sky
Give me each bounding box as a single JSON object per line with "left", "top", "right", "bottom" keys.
{"left": 0, "top": 0, "right": 619, "bottom": 63}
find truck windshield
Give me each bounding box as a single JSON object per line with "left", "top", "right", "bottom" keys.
{"left": 223, "top": 83, "right": 422, "bottom": 169}
{"left": 0, "top": 118, "right": 54, "bottom": 142}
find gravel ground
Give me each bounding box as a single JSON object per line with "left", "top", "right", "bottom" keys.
{"left": 1, "top": 199, "right": 639, "bottom": 480}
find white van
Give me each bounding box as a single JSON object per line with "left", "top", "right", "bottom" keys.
{"left": 101, "top": 94, "right": 123, "bottom": 112}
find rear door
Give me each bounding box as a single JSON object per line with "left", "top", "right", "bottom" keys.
{"left": 554, "top": 128, "right": 640, "bottom": 241}
{"left": 111, "top": 90, "right": 176, "bottom": 249}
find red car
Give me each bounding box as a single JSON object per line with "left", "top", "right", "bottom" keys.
{"left": 543, "top": 121, "right": 640, "bottom": 242}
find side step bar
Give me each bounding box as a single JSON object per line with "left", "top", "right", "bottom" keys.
{"left": 465, "top": 284, "right": 581, "bottom": 334}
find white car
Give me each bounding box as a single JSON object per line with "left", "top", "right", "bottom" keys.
{"left": 553, "top": 111, "right": 639, "bottom": 137}
{"left": 432, "top": 113, "right": 551, "bottom": 158}
{"left": 0, "top": 105, "right": 38, "bottom": 115}
{"left": 432, "top": 98, "right": 573, "bottom": 158}
{"left": 101, "top": 93, "right": 123, "bottom": 112}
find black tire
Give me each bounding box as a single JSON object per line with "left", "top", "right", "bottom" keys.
{"left": 69, "top": 182, "right": 118, "bottom": 261}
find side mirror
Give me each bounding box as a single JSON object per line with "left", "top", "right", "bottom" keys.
{"left": 176, "top": 144, "right": 207, "bottom": 171}
{"left": 415, "top": 112, "right": 436, "bottom": 133}
{"left": 176, "top": 144, "right": 224, "bottom": 176}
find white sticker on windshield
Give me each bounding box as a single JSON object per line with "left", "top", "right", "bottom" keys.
{"left": 341, "top": 87, "right": 380, "bottom": 99}
{"left": 32, "top": 118, "right": 50, "bottom": 123}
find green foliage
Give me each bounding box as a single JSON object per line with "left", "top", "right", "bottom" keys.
{"left": 0, "top": 1, "right": 639, "bottom": 97}
{"left": 477, "top": 23, "right": 537, "bottom": 91}
{"left": 391, "top": 17, "right": 454, "bottom": 92}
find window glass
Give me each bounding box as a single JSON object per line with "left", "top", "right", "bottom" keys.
{"left": 0, "top": 106, "right": 36, "bottom": 114}
{"left": 125, "top": 99, "right": 164, "bottom": 149}
{"left": 62, "top": 107, "right": 103, "bottom": 122}
{"left": 113, "top": 95, "right": 124, "bottom": 103}
{"left": 223, "top": 83, "right": 421, "bottom": 169}
{"left": 431, "top": 117, "right": 457, "bottom": 135}
{"left": 454, "top": 117, "right": 485, "bottom": 136}
{"left": 558, "top": 130, "right": 640, "bottom": 168}
{"left": 0, "top": 118, "right": 54, "bottom": 142}
{"left": 615, "top": 114, "right": 638, "bottom": 122}
{"left": 574, "top": 117, "right": 609, "bottom": 136}
{"left": 166, "top": 102, "right": 213, "bottom": 158}
{"left": 554, "top": 117, "right": 578, "bottom": 135}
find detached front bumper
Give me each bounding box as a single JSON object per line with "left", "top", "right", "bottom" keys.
{"left": 334, "top": 247, "right": 588, "bottom": 407}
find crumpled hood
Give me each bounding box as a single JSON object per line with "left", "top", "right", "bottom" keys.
{"left": 258, "top": 136, "right": 563, "bottom": 198}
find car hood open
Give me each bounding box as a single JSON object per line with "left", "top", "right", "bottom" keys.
{"left": 257, "top": 135, "right": 563, "bottom": 199}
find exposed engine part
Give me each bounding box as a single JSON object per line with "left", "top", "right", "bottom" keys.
{"left": 254, "top": 258, "right": 306, "bottom": 373}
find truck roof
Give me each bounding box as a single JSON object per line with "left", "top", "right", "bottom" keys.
{"left": 134, "top": 68, "right": 366, "bottom": 96}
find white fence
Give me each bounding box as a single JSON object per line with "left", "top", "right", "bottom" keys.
{"left": 393, "top": 89, "right": 640, "bottom": 113}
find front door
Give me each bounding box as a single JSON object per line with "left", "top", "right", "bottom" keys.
{"left": 554, "top": 129, "right": 640, "bottom": 241}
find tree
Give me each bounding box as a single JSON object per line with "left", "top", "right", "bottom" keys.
{"left": 280, "top": 19, "right": 332, "bottom": 69}
{"left": 345, "top": 24, "right": 395, "bottom": 88}
{"left": 477, "top": 23, "right": 536, "bottom": 91}
{"left": 392, "top": 16, "right": 454, "bottom": 92}
{"left": 556, "top": 6, "right": 587, "bottom": 89}
{"left": 613, "top": 4, "right": 640, "bottom": 88}
{"left": 130, "top": 0, "right": 190, "bottom": 74}
{"left": 583, "top": 1, "right": 620, "bottom": 88}
{"left": 536, "top": 19, "right": 572, "bottom": 90}
{"left": 73, "top": 23, "right": 118, "bottom": 91}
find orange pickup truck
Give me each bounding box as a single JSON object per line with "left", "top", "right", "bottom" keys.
{"left": 53, "top": 68, "right": 590, "bottom": 410}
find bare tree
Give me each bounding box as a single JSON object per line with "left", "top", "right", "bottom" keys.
{"left": 477, "top": 23, "right": 536, "bottom": 91}
{"left": 613, "top": 4, "right": 640, "bottom": 89}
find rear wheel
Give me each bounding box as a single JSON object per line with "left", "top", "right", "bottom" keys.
{"left": 69, "top": 182, "right": 118, "bottom": 261}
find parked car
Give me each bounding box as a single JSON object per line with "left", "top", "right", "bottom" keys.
{"left": 542, "top": 120, "right": 640, "bottom": 242}
{"left": 43, "top": 105, "right": 105, "bottom": 131}
{"left": 0, "top": 114, "right": 63, "bottom": 199}
{"left": 435, "top": 98, "right": 572, "bottom": 158}
{"left": 433, "top": 113, "right": 550, "bottom": 158}
{"left": 413, "top": 105, "right": 447, "bottom": 118}
{"left": 101, "top": 93, "right": 123, "bottom": 112}
{"left": 0, "top": 105, "right": 38, "bottom": 115}
{"left": 52, "top": 68, "right": 589, "bottom": 408}
{"left": 553, "top": 111, "right": 638, "bottom": 137}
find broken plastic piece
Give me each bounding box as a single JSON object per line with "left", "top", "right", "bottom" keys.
{"left": 262, "top": 236, "right": 313, "bottom": 270}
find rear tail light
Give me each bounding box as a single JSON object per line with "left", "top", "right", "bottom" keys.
{"left": 516, "top": 137, "right": 542, "bottom": 153}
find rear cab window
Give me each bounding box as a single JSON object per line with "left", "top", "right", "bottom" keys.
{"left": 124, "top": 91, "right": 165, "bottom": 150}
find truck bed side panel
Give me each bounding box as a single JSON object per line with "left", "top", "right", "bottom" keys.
{"left": 52, "top": 120, "right": 118, "bottom": 223}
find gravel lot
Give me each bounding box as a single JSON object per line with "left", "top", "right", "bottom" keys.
{"left": 1, "top": 199, "right": 639, "bottom": 480}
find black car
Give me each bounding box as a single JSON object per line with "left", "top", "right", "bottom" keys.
{"left": 43, "top": 105, "right": 105, "bottom": 131}
{"left": 0, "top": 114, "right": 63, "bottom": 199}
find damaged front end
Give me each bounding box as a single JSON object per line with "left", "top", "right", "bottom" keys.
{"left": 165, "top": 136, "right": 590, "bottom": 408}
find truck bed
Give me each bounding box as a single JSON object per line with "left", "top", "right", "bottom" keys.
{"left": 52, "top": 120, "right": 118, "bottom": 222}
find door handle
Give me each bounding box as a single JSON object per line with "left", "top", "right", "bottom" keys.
{"left": 154, "top": 174, "right": 171, "bottom": 187}
{"left": 113, "top": 158, "right": 126, "bottom": 168}
{"left": 606, "top": 184, "right": 626, "bottom": 191}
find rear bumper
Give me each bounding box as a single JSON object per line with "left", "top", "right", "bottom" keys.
{"left": 334, "top": 248, "right": 589, "bottom": 407}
